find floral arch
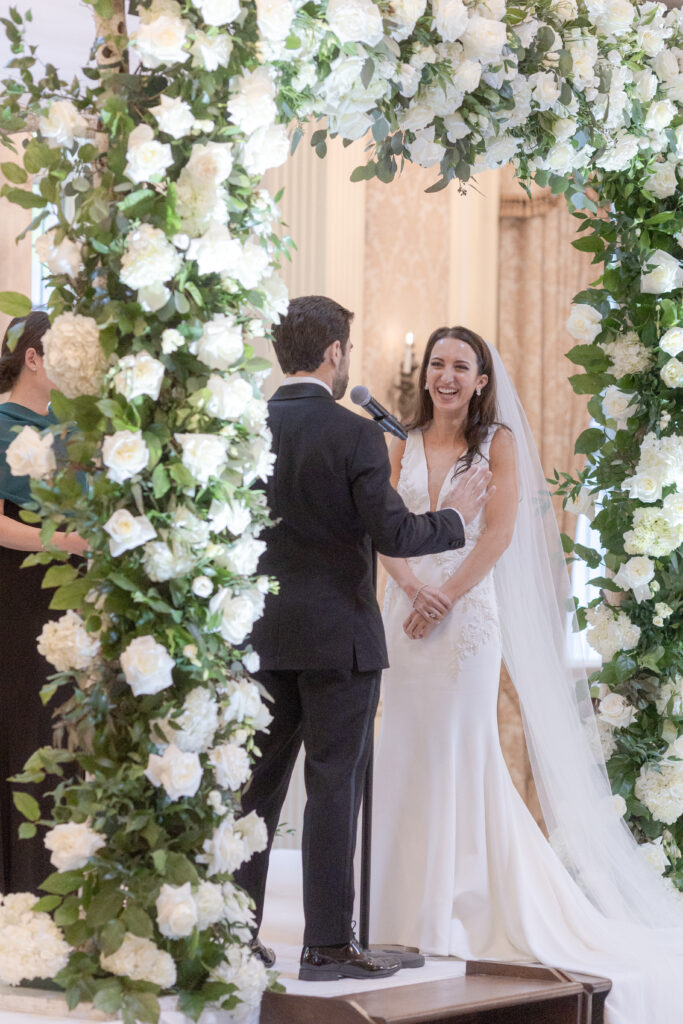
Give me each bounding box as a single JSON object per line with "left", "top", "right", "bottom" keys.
{"left": 0, "top": 0, "right": 681, "bottom": 1016}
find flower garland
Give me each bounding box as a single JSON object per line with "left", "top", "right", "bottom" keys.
{"left": 0, "top": 0, "right": 681, "bottom": 1015}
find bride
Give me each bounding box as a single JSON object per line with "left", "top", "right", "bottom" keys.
{"left": 369, "top": 326, "right": 683, "bottom": 1024}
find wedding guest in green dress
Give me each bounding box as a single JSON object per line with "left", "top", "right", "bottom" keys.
{"left": 0, "top": 311, "right": 87, "bottom": 894}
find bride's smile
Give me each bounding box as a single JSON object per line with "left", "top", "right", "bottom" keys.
{"left": 426, "top": 337, "right": 488, "bottom": 417}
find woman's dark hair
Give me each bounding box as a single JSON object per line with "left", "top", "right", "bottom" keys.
{"left": 0, "top": 311, "right": 51, "bottom": 392}
{"left": 407, "top": 325, "right": 505, "bottom": 476}
{"left": 272, "top": 295, "right": 354, "bottom": 374}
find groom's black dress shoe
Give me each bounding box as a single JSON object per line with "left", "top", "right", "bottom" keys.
{"left": 249, "top": 937, "right": 276, "bottom": 968}
{"left": 299, "top": 938, "right": 401, "bottom": 981}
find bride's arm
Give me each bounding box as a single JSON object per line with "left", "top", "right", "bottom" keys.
{"left": 403, "top": 428, "right": 517, "bottom": 637}
{"left": 379, "top": 439, "right": 452, "bottom": 618}
{"left": 439, "top": 428, "right": 518, "bottom": 604}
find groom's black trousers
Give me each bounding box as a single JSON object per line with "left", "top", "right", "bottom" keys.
{"left": 234, "top": 666, "right": 381, "bottom": 947}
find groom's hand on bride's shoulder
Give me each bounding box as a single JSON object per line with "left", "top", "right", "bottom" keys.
{"left": 442, "top": 464, "right": 495, "bottom": 526}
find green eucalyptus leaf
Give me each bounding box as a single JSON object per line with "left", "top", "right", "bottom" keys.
{"left": 40, "top": 869, "right": 85, "bottom": 894}
{"left": 13, "top": 790, "right": 40, "bottom": 821}
{"left": 0, "top": 290, "right": 31, "bottom": 317}
{"left": 1, "top": 161, "right": 28, "bottom": 184}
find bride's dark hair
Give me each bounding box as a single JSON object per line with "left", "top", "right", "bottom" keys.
{"left": 406, "top": 325, "right": 505, "bottom": 477}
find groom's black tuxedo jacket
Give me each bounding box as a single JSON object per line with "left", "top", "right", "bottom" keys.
{"left": 250, "top": 382, "right": 466, "bottom": 672}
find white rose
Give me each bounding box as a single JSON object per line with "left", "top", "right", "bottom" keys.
{"left": 326, "top": 0, "right": 384, "bottom": 46}
{"left": 408, "top": 126, "right": 446, "bottom": 168}
{"left": 433, "top": 0, "right": 468, "bottom": 42}
{"left": 390, "top": 0, "right": 426, "bottom": 40}
{"left": 161, "top": 328, "right": 185, "bottom": 354}
{"left": 257, "top": 0, "right": 295, "bottom": 40}
{"left": 529, "top": 70, "right": 561, "bottom": 111}
{"left": 566, "top": 303, "right": 602, "bottom": 343}
{"left": 209, "top": 742, "right": 251, "bottom": 789}
{"left": 143, "top": 539, "right": 196, "bottom": 581}
{"left": 645, "top": 161, "right": 677, "bottom": 200}
{"left": 43, "top": 312, "right": 107, "bottom": 399}
{"left": 185, "top": 141, "right": 233, "bottom": 187}
{"left": 661, "top": 358, "right": 683, "bottom": 389}
{"left": 197, "top": 314, "right": 244, "bottom": 370}
{"left": 399, "top": 101, "right": 435, "bottom": 133}
{"left": 195, "top": 881, "right": 226, "bottom": 928}
{"left": 113, "top": 351, "right": 166, "bottom": 401}
{"left": 396, "top": 62, "right": 422, "bottom": 97}
{"left": 242, "top": 650, "right": 261, "bottom": 674}
{"left": 191, "top": 29, "right": 233, "bottom": 70}
{"left": 211, "top": 945, "right": 267, "bottom": 1007}
{"left": 612, "top": 793, "right": 627, "bottom": 817}
{"left": 125, "top": 124, "right": 174, "bottom": 184}
{"left": 37, "top": 610, "right": 100, "bottom": 673}
{"left": 261, "top": 272, "right": 289, "bottom": 324}
{"left": 34, "top": 229, "right": 84, "bottom": 278}
{"left": 242, "top": 124, "right": 290, "bottom": 176}
{"left": 187, "top": 223, "right": 241, "bottom": 278}
{"left": 564, "top": 486, "right": 595, "bottom": 520}
{"left": 645, "top": 98, "right": 675, "bottom": 133}
{"left": 156, "top": 882, "right": 198, "bottom": 938}
{"left": 209, "top": 587, "right": 260, "bottom": 645}
{"left": 598, "top": 692, "right": 637, "bottom": 729}
{"left": 641, "top": 837, "right": 669, "bottom": 875}
{"left": 595, "top": 131, "right": 638, "bottom": 172}
{"left": 613, "top": 555, "right": 655, "bottom": 602}
{"left": 209, "top": 497, "right": 252, "bottom": 536}
{"left": 121, "top": 635, "right": 175, "bottom": 696}
{"left": 104, "top": 509, "right": 157, "bottom": 557}
{"left": 120, "top": 223, "right": 182, "bottom": 291}
{"left": 641, "top": 249, "right": 683, "bottom": 295}
{"left": 149, "top": 94, "right": 195, "bottom": 138}
{"left": 586, "top": 0, "right": 634, "bottom": 36}
{"left": 462, "top": 14, "right": 507, "bottom": 64}
{"left": 155, "top": 686, "right": 219, "bottom": 753}
{"left": 454, "top": 59, "right": 482, "bottom": 94}
{"left": 663, "top": 492, "right": 683, "bottom": 527}
{"left": 175, "top": 433, "right": 230, "bottom": 486}
{"left": 633, "top": 69, "right": 657, "bottom": 103}
{"left": 224, "top": 678, "right": 272, "bottom": 730}
{"left": 235, "top": 810, "right": 268, "bottom": 855}
{"left": 146, "top": 743, "right": 202, "bottom": 799}
{"left": 6, "top": 426, "right": 56, "bottom": 481}
{"left": 102, "top": 430, "right": 150, "bottom": 484}
{"left": 192, "top": 575, "right": 214, "bottom": 598}
{"left": 653, "top": 49, "right": 679, "bottom": 83}
{"left": 200, "top": 818, "right": 249, "bottom": 875}
{"left": 193, "top": 0, "right": 240, "bottom": 26}
{"left": 43, "top": 822, "right": 106, "bottom": 871}
{"left": 601, "top": 385, "right": 638, "bottom": 428}
{"left": 223, "top": 535, "right": 266, "bottom": 576}
{"left": 100, "top": 933, "right": 176, "bottom": 989}
{"left": 205, "top": 374, "right": 253, "bottom": 420}
{"left": 131, "top": 13, "right": 190, "bottom": 68}
{"left": 242, "top": 397, "right": 268, "bottom": 434}
{"left": 231, "top": 239, "right": 270, "bottom": 291}
{"left": 660, "top": 326, "right": 683, "bottom": 357}
{"left": 621, "top": 469, "right": 664, "bottom": 503}
{"left": 38, "top": 100, "right": 88, "bottom": 148}
{"left": 329, "top": 111, "right": 375, "bottom": 140}
{"left": 139, "top": 282, "right": 171, "bottom": 312}
{"left": 228, "top": 67, "right": 277, "bottom": 135}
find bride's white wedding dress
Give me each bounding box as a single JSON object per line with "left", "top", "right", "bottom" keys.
{"left": 370, "top": 426, "right": 683, "bottom": 1024}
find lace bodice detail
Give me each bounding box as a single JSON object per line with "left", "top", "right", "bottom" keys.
{"left": 385, "top": 427, "right": 500, "bottom": 674}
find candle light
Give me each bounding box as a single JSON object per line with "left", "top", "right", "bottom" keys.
{"left": 402, "top": 331, "right": 414, "bottom": 375}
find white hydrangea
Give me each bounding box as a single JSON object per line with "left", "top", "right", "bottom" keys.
{"left": 100, "top": 933, "right": 177, "bottom": 989}
{"left": 43, "top": 312, "right": 107, "bottom": 399}
{"left": 635, "top": 760, "right": 683, "bottom": 825}
{"left": 601, "top": 331, "right": 652, "bottom": 378}
{"left": 624, "top": 506, "right": 683, "bottom": 558}
{"left": 585, "top": 604, "right": 641, "bottom": 663}
{"left": 37, "top": 610, "right": 100, "bottom": 673}
{"left": 0, "top": 893, "right": 70, "bottom": 986}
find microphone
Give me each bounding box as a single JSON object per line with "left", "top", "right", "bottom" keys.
{"left": 350, "top": 385, "right": 408, "bottom": 440}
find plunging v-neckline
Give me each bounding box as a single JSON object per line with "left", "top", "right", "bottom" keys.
{"left": 418, "top": 431, "right": 467, "bottom": 513}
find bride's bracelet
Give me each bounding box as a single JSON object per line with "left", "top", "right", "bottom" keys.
{"left": 411, "top": 584, "right": 427, "bottom": 607}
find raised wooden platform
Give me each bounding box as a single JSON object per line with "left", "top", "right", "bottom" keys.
{"left": 261, "top": 960, "right": 611, "bottom": 1024}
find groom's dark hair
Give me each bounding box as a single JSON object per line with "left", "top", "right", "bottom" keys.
{"left": 272, "top": 295, "right": 354, "bottom": 374}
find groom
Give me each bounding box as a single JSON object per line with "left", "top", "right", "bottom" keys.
{"left": 236, "top": 295, "right": 491, "bottom": 981}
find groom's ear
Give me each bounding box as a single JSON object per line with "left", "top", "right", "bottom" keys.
{"left": 324, "top": 339, "right": 342, "bottom": 367}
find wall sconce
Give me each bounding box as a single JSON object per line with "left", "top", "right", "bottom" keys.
{"left": 393, "top": 331, "right": 419, "bottom": 423}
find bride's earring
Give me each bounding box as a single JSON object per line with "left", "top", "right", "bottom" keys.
{"left": 476, "top": 387, "right": 482, "bottom": 396}
{"left": 424, "top": 383, "right": 429, "bottom": 390}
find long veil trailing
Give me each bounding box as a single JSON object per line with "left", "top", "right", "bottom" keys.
{"left": 489, "top": 342, "right": 683, "bottom": 935}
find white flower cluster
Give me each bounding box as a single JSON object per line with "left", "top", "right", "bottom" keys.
{"left": 636, "top": 739, "right": 683, "bottom": 825}
{"left": 601, "top": 331, "right": 653, "bottom": 379}
{"left": 598, "top": 691, "right": 638, "bottom": 729}
{"left": 153, "top": 685, "right": 219, "bottom": 753}
{"left": 621, "top": 431, "right": 683, "bottom": 557}
{"left": 0, "top": 893, "right": 70, "bottom": 987}
{"left": 155, "top": 879, "right": 232, "bottom": 938}
{"left": 585, "top": 604, "right": 641, "bottom": 662}
{"left": 43, "top": 821, "right": 106, "bottom": 871}
{"left": 43, "top": 312, "right": 108, "bottom": 399}
{"left": 99, "top": 932, "right": 176, "bottom": 989}
{"left": 198, "top": 810, "right": 267, "bottom": 876}
{"left": 211, "top": 943, "right": 268, "bottom": 1011}
{"left": 37, "top": 610, "right": 101, "bottom": 673}
{"left": 6, "top": 426, "right": 56, "bottom": 482}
